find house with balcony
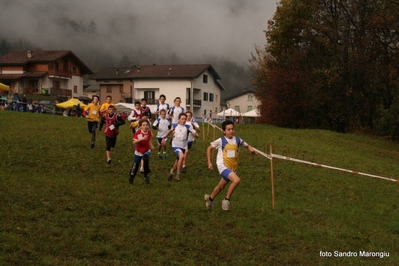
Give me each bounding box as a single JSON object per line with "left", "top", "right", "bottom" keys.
{"left": 92, "top": 64, "right": 224, "bottom": 118}
{"left": 224, "top": 90, "right": 259, "bottom": 113}
{"left": 91, "top": 67, "right": 137, "bottom": 104}
{"left": 0, "top": 50, "right": 93, "bottom": 98}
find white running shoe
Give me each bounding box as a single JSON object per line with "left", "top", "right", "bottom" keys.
{"left": 204, "top": 194, "right": 213, "bottom": 210}
{"left": 140, "top": 167, "right": 144, "bottom": 173}
{"left": 222, "top": 199, "right": 230, "bottom": 211}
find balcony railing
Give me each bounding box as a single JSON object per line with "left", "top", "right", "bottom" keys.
{"left": 50, "top": 88, "right": 72, "bottom": 97}
{"left": 186, "top": 99, "right": 201, "bottom": 107}
{"left": 48, "top": 69, "right": 72, "bottom": 79}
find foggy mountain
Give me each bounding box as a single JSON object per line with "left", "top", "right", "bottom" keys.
{"left": 0, "top": 0, "right": 277, "bottom": 99}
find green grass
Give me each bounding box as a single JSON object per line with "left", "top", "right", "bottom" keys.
{"left": 1, "top": 111, "right": 399, "bottom": 265}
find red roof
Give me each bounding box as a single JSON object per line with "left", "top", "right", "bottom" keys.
{"left": 0, "top": 50, "right": 93, "bottom": 75}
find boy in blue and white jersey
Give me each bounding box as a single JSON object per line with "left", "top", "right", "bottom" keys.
{"left": 204, "top": 120, "right": 256, "bottom": 211}
{"left": 162, "top": 113, "right": 198, "bottom": 181}
{"left": 169, "top": 97, "right": 184, "bottom": 124}
{"left": 152, "top": 109, "right": 171, "bottom": 158}
{"left": 154, "top": 94, "right": 170, "bottom": 119}
{"left": 182, "top": 111, "right": 200, "bottom": 173}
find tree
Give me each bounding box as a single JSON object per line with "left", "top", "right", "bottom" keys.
{"left": 251, "top": 0, "right": 399, "bottom": 134}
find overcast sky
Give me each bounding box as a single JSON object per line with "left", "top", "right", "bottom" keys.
{"left": 0, "top": 0, "right": 278, "bottom": 66}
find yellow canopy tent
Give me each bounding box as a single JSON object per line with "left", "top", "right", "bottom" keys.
{"left": 56, "top": 98, "right": 87, "bottom": 109}
{"left": 0, "top": 83, "right": 10, "bottom": 91}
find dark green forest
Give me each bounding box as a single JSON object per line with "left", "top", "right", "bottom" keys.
{"left": 251, "top": 0, "right": 399, "bottom": 137}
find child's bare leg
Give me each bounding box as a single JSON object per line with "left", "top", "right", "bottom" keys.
{"left": 170, "top": 160, "right": 177, "bottom": 174}
{"left": 140, "top": 159, "right": 144, "bottom": 172}
{"left": 226, "top": 172, "right": 240, "bottom": 199}
{"left": 176, "top": 152, "right": 184, "bottom": 174}
{"left": 182, "top": 150, "right": 188, "bottom": 167}
{"left": 106, "top": 150, "right": 111, "bottom": 160}
{"left": 210, "top": 179, "right": 228, "bottom": 200}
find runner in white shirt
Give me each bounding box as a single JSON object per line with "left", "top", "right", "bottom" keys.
{"left": 154, "top": 94, "right": 170, "bottom": 119}
{"left": 162, "top": 113, "right": 198, "bottom": 181}
{"left": 169, "top": 97, "right": 184, "bottom": 124}
{"left": 182, "top": 111, "right": 200, "bottom": 173}
{"left": 152, "top": 109, "right": 171, "bottom": 158}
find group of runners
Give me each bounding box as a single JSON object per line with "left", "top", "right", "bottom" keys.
{"left": 84, "top": 94, "right": 256, "bottom": 211}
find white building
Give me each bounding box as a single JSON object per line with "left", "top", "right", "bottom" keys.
{"left": 224, "top": 90, "right": 259, "bottom": 113}
{"left": 93, "top": 64, "right": 225, "bottom": 118}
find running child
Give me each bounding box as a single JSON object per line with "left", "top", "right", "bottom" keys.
{"left": 138, "top": 113, "right": 151, "bottom": 173}
{"left": 84, "top": 95, "right": 101, "bottom": 148}
{"left": 100, "top": 95, "right": 116, "bottom": 116}
{"left": 182, "top": 111, "right": 200, "bottom": 173}
{"left": 162, "top": 113, "right": 198, "bottom": 181}
{"left": 155, "top": 94, "right": 170, "bottom": 118}
{"left": 152, "top": 109, "right": 171, "bottom": 158}
{"left": 140, "top": 98, "right": 152, "bottom": 120}
{"left": 169, "top": 97, "right": 184, "bottom": 124}
{"left": 204, "top": 120, "right": 255, "bottom": 211}
{"left": 129, "top": 119, "right": 155, "bottom": 184}
{"left": 128, "top": 101, "right": 142, "bottom": 134}
{"left": 99, "top": 105, "right": 125, "bottom": 164}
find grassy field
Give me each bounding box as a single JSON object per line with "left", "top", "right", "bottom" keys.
{"left": 1, "top": 111, "right": 399, "bottom": 265}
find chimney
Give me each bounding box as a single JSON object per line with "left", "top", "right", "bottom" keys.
{"left": 115, "top": 69, "right": 119, "bottom": 75}
{"left": 27, "top": 51, "right": 32, "bottom": 58}
{"left": 137, "top": 66, "right": 141, "bottom": 73}
{"left": 168, "top": 67, "right": 172, "bottom": 76}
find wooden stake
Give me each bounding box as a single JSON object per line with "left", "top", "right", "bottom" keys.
{"left": 202, "top": 117, "right": 205, "bottom": 141}
{"left": 213, "top": 120, "right": 216, "bottom": 140}
{"left": 270, "top": 145, "right": 275, "bottom": 210}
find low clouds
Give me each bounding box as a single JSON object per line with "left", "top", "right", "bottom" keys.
{"left": 0, "top": 0, "right": 276, "bottom": 67}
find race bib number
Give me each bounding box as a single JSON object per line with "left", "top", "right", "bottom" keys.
{"left": 138, "top": 134, "right": 143, "bottom": 139}
{"left": 92, "top": 110, "right": 97, "bottom": 115}
{"left": 109, "top": 124, "right": 115, "bottom": 130}
{"left": 227, "top": 150, "right": 235, "bottom": 158}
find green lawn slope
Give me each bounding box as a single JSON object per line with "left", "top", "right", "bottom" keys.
{"left": 1, "top": 111, "right": 398, "bottom": 265}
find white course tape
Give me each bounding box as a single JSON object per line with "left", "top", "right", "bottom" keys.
{"left": 206, "top": 121, "right": 397, "bottom": 182}
{"left": 253, "top": 148, "right": 273, "bottom": 160}
{"left": 272, "top": 153, "right": 398, "bottom": 183}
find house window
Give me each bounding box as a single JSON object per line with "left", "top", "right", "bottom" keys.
{"left": 203, "top": 74, "right": 208, "bottom": 83}
{"left": 215, "top": 107, "right": 218, "bottom": 113}
{"left": 209, "top": 93, "right": 214, "bottom": 102}
{"left": 144, "top": 91, "right": 155, "bottom": 101}
{"left": 106, "top": 86, "right": 112, "bottom": 93}
{"left": 73, "top": 86, "right": 77, "bottom": 93}
{"left": 72, "top": 67, "right": 77, "bottom": 75}
{"left": 119, "top": 85, "right": 123, "bottom": 93}
{"left": 248, "top": 94, "right": 253, "bottom": 101}
{"left": 204, "top": 109, "right": 207, "bottom": 116}
{"left": 203, "top": 92, "right": 208, "bottom": 101}
{"left": 235, "top": 106, "right": 240, "bottom": 112}
{"left": 247, "top": 106, "right": 253, "bottom": 112}
{"left": 215, "top": 95, "right": 218, "bottom": 102}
